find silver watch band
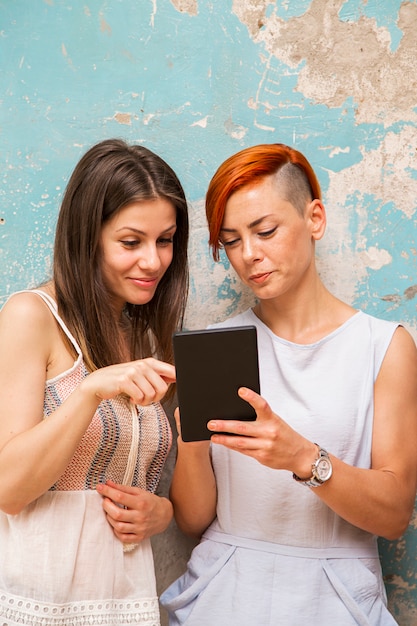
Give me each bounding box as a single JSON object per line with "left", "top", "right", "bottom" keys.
{"left": 292, "top": 444, "right": 332, "bottom": 488}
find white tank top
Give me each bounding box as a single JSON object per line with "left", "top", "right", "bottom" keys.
{"left": 209, "top": 309, "right": 399, "bottom": 552}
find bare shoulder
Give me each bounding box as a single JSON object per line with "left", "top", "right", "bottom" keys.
{"left": 0, "top": 290, "right": 54, "bottom": 329}
{"left": 378, "top": 325, "right": 417, "bottom": 388}
{"left": 0, "top": 291, "right": 56, "bottom": 356}
{"left": 387, "top": 325, "right": 417, "bottom": 362}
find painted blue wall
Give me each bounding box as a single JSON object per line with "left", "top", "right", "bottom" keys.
{"left": 1, "top": 1, "right": 416, "bottom": 622}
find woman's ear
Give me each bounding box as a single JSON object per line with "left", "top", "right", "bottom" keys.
{"left": 307, "top": 199, "right": 326, "bottom": 241}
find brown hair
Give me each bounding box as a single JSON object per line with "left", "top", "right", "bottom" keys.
{"left": 53, "top": 139, "right": 189, "bottom": 400}
{"left": 206, "top": 143, "right": 321, "bottom": 261}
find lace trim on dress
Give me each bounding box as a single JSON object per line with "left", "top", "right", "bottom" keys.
{"left": 0, "top": 592, "right": 160, "bottom": 626}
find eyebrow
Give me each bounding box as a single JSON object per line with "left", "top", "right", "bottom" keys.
{"left": 220, "top": 215, "right": 272, "bottom": 233}
{"left": 116, "top": 224, "right": 177, "bottom": 235}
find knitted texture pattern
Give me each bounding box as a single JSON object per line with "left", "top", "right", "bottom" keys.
{"left": 44, "top": 361, "right": 172, "bottom": 492}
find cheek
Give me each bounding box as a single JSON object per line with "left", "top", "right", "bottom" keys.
{"left": 224, "top": 247, "right": 235, "bottom": 264}
{"left": 161, "top": 248, "right": 174, "bottom": 269}
{"left": 224, "top": 249, "right": 243, "bottom": 275}
{"left": 101, "top": 250, "right": 130, "bottom": 276}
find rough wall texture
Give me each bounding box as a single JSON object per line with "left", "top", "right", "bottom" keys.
{"left": 1, "top": 1, "right": 416, "bottom": 624}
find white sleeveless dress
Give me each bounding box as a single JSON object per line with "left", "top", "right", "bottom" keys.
{"left": 161, "top": 309, "right": 399, "bottom": 625}
{"left": 0, "top": 290, "right": 172, "bottom": 626}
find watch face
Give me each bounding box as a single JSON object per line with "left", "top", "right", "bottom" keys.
{"left": 316, "top": 457, "right": 332, "bottom": 481}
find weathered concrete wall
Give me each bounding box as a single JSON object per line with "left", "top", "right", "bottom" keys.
{"left": 1, "top": 1, "right": 416, "bottom": 624}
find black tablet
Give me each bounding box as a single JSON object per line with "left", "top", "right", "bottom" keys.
{"left": 173, "top": 325, "right": 260, "bottom": 442}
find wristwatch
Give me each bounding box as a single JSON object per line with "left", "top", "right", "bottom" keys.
{"left": 293, "top": 444, "right": 332, "bottom": 487}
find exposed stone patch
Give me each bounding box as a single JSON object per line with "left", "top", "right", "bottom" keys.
{"left": 234, "top": 0, "right": 417, "bottom": 126}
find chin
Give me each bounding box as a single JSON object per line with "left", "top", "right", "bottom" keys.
{"left": 127, "top": 293, "right": 156, "bottom": 306}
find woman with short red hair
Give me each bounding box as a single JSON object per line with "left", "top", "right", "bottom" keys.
{"left": 161, "top": 143, "right": 417, "bottom": 626}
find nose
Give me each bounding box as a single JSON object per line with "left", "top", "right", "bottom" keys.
{"left": 241, "top": 236, "right": 262, "bottom": 263}
{"left": 136, "top": 243, "right": 161, "bottom": 272}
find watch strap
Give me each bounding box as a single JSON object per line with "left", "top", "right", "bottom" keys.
{"left": 293, "top": 444, "right": 332, "bottom": 488}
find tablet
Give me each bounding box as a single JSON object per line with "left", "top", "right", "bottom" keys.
{"left": 173, "top": 325, "right": 260, "bottom": 442}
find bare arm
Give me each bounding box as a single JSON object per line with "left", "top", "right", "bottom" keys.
{"left": 208, "top": 327, "right": 417, "bottom": 540}
{"left": 317, "top": 325, "right": 417, "bottom": 538}
{"left": 169, "top": 408, "right": 217, "bottom": 538}
{"left": 0, "top": 293, "right": 176, "bottom": 514}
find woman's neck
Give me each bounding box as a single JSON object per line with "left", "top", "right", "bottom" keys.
{"left": 253, "top": 283, "right": 356, "bottom": 345}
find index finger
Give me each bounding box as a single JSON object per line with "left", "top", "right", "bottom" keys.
{"left": 96, "top": 481, "right": 120, "bottom": 501}
{"left": 141, "top": 358, "right": 176, "bottom": 384}
{"left": 96, "top": 481, "right": 135, "bottom": 509}
{"left": 103, "top": 480, "right": 144, "bottom": 497}
{"left": 207, "top": 418, "right": 257, "bottom": 437}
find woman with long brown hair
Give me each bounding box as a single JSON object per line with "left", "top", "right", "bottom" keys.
{"left": 0, "top": 138, "right": 189, "bottom": 626}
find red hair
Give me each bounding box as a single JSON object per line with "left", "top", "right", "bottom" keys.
{"left": 205, "top": 143, "right": 321, "bottom": 261}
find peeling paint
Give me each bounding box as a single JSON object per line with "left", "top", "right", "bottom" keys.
{"left": 143, "top": 113, "right": 155, "bottom": 125}
{"left": 359, "top": 246, "right": 392, "bottom": 271}
{"left": 113, "top": 112, "right": 132, "bottom": 125}
{"left": 328, "top": 146, "right": 350, "bottom": 158}
{"left": 224, "top": 117, "right": 248, "bottom": 140}
{"left": 404, "top": 285, "right": 417, "bottom": 301}
{"left": 234, "top": 0, "right": 417, "bottom": 126}
{"left": 170, "top": 0, "right": 198, "bottom": 16}
{"left": 191, "top": 115, "right": 209, "bottom": 128}
{"left": 319, "top": 125, "right": 417, "bottom": 325}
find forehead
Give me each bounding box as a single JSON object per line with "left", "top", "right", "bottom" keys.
{"left": 109, "top": 198, "right": 176, "bottom": 227}
{"left": 223, "top": 178, "right": 294, "bottom": 225}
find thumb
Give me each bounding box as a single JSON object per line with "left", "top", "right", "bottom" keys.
{"left": 174, "top": 406, "right": 182, "bottom": 437}
{"left": 238, "top": 386, "right": 272, "bottom": 419}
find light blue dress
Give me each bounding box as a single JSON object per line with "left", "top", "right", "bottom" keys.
{"left": 161, "top": 309, "right": 399, "bottom": 625}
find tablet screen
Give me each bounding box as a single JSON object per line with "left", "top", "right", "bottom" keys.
{"left": 173, "top": 325, "right": 260, "bottom": 441}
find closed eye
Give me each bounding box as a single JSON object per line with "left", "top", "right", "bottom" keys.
{"left": 221, "top": 237, "right": 240, "bottom": 247}
{"left": 120, "top": 236, "right": 174, "bottom": 248}
{"left": 157, "top": 237, "right": 174, "bottom": 246}
{"left": 222, "top": 227, "right": 277, "bottom": 247}
{"left": 258, "top": 227, "right": 277, "bottom": 238}
{"left": 120, "top": 239, "right": 139, "bottom": 248}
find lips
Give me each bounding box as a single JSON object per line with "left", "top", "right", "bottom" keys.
{"left": 249, "top": 272, "right": 271, "bottom": 284}
{"left": 128, "top": 276, "right": 159, "bottom": 288}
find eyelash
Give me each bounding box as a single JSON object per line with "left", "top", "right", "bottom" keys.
{"left": 158, "top": 237, "right": 174, "bottom": 246}
{"left": 120, "top": 237, "right": 174, "bottom": 248}
{"left": 259, "top": 227, "right": 277, "bottom": 237}
{"left": 222, "top": 227, "right": 277, "bottom": 247}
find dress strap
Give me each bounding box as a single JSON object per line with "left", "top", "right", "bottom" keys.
{"left": 203, "top": 528, "right": 379, "bottom": 560}
{"left": 13, "top": 289, "right": 82, "bottom": 357}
